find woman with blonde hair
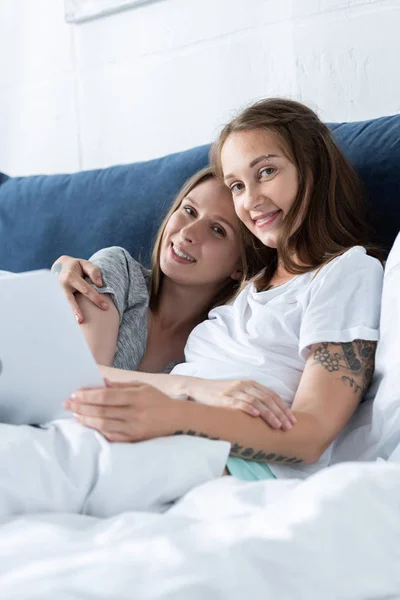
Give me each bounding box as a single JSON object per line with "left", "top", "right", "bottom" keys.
{"left": 55, "top": 165, "right": 294, "bottom": 428}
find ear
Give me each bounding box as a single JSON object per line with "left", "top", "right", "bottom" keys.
{"left": 230, "top": 267, "right": 243, "bottom": 281}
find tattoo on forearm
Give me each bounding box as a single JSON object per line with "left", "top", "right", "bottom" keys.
{"left": 313, "top": 340, "right": 376, "bottom": 395}
{"left": 230, "top": 443, "right": 302, "bottom": 464}
{"left": 52, "top": 262, "right": 62, "bottom": 277}
{"left": 174, "top": 430, "right": 302, "bottom": 464}
{"left": 341, "top": 377, "right": 362, "bottom": 394}
{"left": 174, "top": 429, "right": 221, "bottom": 441}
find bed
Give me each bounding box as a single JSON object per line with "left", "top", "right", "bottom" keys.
{"left": 0, "top": 114, "right": 400, "bottom": 598}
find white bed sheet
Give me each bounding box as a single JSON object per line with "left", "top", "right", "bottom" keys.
{"left": 0, "top": 459, "right": 399, "bottom": 600}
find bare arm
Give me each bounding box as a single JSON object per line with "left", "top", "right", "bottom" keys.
{"left": 162, "top": 339, "right": 376, "bottom": 464}
{"left": 100, "top": 364, "right": 191, "bottom": 393}
{"left": 76, "top": 293, "right": 120, "bottom": 366}
{"left": 99, "top": 365, "right": 295, "bottom": 428}
{"left": 71, "top": 340, "right": 375, "bottom": 463}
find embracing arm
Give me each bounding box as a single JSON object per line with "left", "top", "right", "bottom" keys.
{"left": 164, "top": 339, "right": 376, "bottom": 465}
{"left": 70, "top": 339, "right": 375, "bottom": 465}
{"left": 100, "top": 365, "right": 296, "bottom": 429}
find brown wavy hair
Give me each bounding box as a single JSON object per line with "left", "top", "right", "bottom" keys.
{"left": 210, "top": 98, "right": 382, "bottom": 291}
{"left": 149, "top": 166, "right": 265, "bottom": 314}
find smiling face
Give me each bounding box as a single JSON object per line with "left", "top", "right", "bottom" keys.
{"left": 159, "top": 178, "right": 243, "bottom": 290}
{"left": 221, "top": 129, "right": 299, "bottom": 249}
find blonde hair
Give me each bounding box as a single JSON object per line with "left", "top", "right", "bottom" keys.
{"left": 149, "top": 167, "right": 264, "bottom": 314}
{"left": 210, "top": 98, "right": 382, "bottom": 291}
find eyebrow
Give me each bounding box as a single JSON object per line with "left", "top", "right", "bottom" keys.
{"left": 224, "top": 154, "right": 279, "bottom": 181}
{"left": 185, "top": 196, "right": 236, "bottom": 231}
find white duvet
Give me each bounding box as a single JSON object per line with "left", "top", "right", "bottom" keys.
{"left": 0, "top": 456, "right": 399, "bottom": 599}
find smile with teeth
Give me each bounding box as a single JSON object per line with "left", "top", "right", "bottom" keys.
{"left": 171, "top": 243, "right": 196, "bottom": 262}
{"left": 254, "top": 210, "right": 282, "bottom": 226}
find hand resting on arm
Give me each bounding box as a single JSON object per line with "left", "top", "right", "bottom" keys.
{"left": 72, "top": 287, "right": 296, "bottom": 430}
{"left": 66, "top": 339, "right": 376, "bottom": 466}
{"left": 52, "top": 255, "right": 109, "bottom": 323}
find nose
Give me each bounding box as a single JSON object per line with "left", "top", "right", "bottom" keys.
{"left": 242, "top": 185, "right": 264, "bottom": 212}
{"left": 180, "top": 220, "right": 204, "bottom": 244}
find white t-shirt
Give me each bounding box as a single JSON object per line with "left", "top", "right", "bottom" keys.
{"left": 172, "top": 246, "right": 384, "bottom": 479}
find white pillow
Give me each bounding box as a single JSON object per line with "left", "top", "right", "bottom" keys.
{"left": 332, "top": 233, "right": 400, "bottom": 463}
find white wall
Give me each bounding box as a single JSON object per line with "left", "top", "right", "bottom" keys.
{"left": 0, "top": 0, "right": 399, "bottom": 176}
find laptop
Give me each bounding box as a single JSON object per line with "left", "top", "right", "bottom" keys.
{"left": 0, "top": 269, "right": 104, "bottom": 425}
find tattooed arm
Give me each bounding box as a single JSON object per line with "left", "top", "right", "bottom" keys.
{"left": 169, "top": 340, "right": 376, "bottom": 464}
{"left": 170, "top": 339, "right": 376, "bottom": 465}
{"left": 285, "top": 339, "right": 376, "bottom": 460}
{"left": 68, "top": 339, "right": 375, "bottom": 465}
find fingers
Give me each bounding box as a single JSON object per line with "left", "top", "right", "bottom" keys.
{"left": 68, "top": 384, "right": 144, "bottom": 407}
{"left": 269, "top": 393, "right": 297, "bottom": 425}
{"left": 229, "top": 384, "right": 296, "bottom": 430}
{"left": 52, "top": 256, "right": 103, "bottom": 287}
{"left": 53, "top": 256, "right": 108, "bottom": 321}
{"left": 65, "top": 396, "right": 143, "bottom": 443}
{"left": 251, "top": 400, "right": 291, "bottom": 430}
{"left": 79, "top": 260, "right": 104, "bottom": 287}
{"left": 233, "top": 400, "right": 260, "bottom": 418}
{"left": 65, "top": 291, "right": 85, "bottom": 324}
{"left": 70, "top": 402, "right": 126, "bottom": 421}
{"left": 67, "top": 275, "right": 109, "bottom": 313}
{"left": 73, "top": 413, "right": 127, "bottom": 439}
{"left": 233, "top": 396, "right": 284, "bottom": 429}
{"left": 64, "top": 390, "right": 143, "bottom": 441}
{"left": 254, "top": 399, "right": 294, "bottom": 430}
{"left": 67, "top": 389, "right": 128, "bottom": 408}
{"left": 103, "top": 431, "right": 132, "bottom": 443}
{"left": 251, "top": 384, "right": 297, "bottom": 427}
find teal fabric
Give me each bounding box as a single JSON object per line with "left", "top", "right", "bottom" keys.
{"left": 227, "top": 456, "right": 277, "bottom": 481}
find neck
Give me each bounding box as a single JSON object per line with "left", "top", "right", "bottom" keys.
{"left": 152, "top": 277, "right": 221, "bottom": 333}
{"left": 276, "top": 263, "right": 289, "bottom": 277}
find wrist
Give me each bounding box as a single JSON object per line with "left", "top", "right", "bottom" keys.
{"left": 167, "top": 394, "right": 191, "bottom": 434}
{"left": 171, "top": 375, "right": 199, "bottom": 400}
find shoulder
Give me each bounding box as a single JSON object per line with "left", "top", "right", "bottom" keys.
{"left": 90, "top": 247, "right": 150, "bottom": 280}
{"left": 296, "top": 246, "right": 384, "bottom": 318}
{"left": 90, "top": 246, "right": 140, "bottom": 268}
{"left": 312, "top": 247, "right": 383, "bottom": 287}
{"left": 298, "top": 248, "right": 383, "bottom": 358}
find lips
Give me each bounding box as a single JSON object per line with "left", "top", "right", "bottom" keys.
{"left": 171, "top": 243, "right": 196, "bottom": 263}
{"left": 253, "top": 210, "right": 282, "bottom": 228}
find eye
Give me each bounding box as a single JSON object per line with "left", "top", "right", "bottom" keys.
{"left": 212, "top": 225, "right": 226, "bottom": 237}
{"left": 230, "top": 182, "right": 244, "bottom": 195}
{"left": 183, "top": 205, "right": 196, "bottom": 216}
{"left": 259, "top": 166, "right": 277, "bottom": 178}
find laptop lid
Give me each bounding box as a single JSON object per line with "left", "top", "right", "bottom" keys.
{"left": 0, "top": 270, "right": 104, "bottom": 425}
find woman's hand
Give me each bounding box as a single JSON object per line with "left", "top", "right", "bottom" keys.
{"left": 51, "top": 255, "right": 109, "bottom": 323}
{"left": 64, "top": 380, "right": 179, "bottom": 443}
{"left": 188, "top": 378, "right": 297, "bottom": 431}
